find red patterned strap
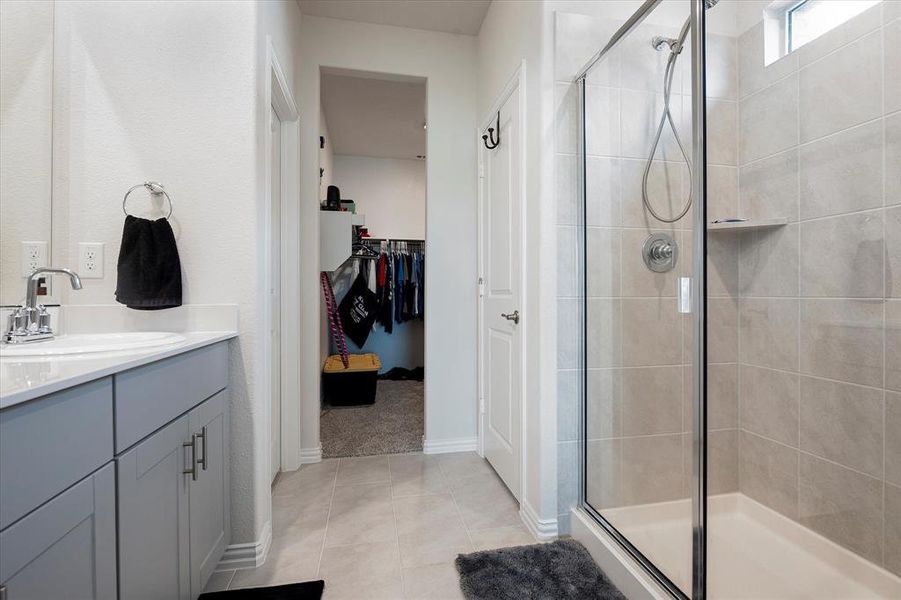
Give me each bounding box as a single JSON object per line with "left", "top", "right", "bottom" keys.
{"left": 320, "top": 272, "right": 349, "bottom": 368}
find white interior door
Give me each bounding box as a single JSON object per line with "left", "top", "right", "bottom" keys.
{"left": 479, "top": 86, "right": 522, "bottom": 500}
{"left": 270, "top": 105, "right": 282, "bottom": 483}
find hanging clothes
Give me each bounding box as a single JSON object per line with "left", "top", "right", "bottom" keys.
{"left": 361, "top": 239, "right": 424, "bottom": 334}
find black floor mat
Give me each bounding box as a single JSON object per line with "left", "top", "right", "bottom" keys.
{"left": 198, "top": 580, "right": 324, "bottom": 600}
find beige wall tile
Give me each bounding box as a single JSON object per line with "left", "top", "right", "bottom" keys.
{"left": 621, "top": 366, "right": 682, "bottom": 436}
{"left": 622, "top": 298, "right": 681, "bottom": 366}
{"left": 586, "top": 298, "right": 620, "bottom": 368}
{"left": 738, "top": 23, "right": 798, "bottom": 99}
{"left": 740, "top": 75, "right": 799, "bottom": 163}
{"left": 738, "top": 150, "right": 799, "bottom": 222}
{"left": 800, "top": 299, "right": 884, "bottom": 387}
{"left": 555, "top": 83, "right": 579, "bottom": 154}
{"left": 887, "top": 392, "right": 901, "bottom": 487}
{"left": 800, "top": 212, "right": 884, "bottom": 298}
{"left": 887, "top": 0, "right": 901, "bottom": 23}
{"left": 621, "top": 89, "right": 686, "bottom": 162}
{"left": 621, "top": 159, "right": 689, "bottom": 229}
{"left": 707, "top": 99, "right": 738, "bottom": 166}
{"left": 621, "top": 434, "right": 684, "bottom": 505}
{"left": 707, "top": 166, "right": 739, "bottom": 221}
{"left": 587, "top": 368, "right": 622, "bottom": 439}
{"left": 586, "top": 156, "right": 622, "bottom": 227}
{"left": 799, "top": 32, "right": 883, "bottom": 143}
{"left": 886, "top": 483, "right": 901, "bottom": 578}
{"left": 707, "top": 297, "right": 738, "bottom": 363}
{"left": 586, "top": 85, "right": 621, "bottom": 157}
{"left": 705, "top": 232, "right": 740, "bottom": 298}
{"left": 740, "top": 432, "right": 799, "bottom": 519}
{"left": 557, "top": 226, "right": 579, "bottom": 297}
{"left": 705, "top": 33, "right": 739, "bottom": 101}
{"left": 620, "top": 21, "right": 682, "bottom": 93}
{"left": 739, "top": 224, "right": 800, "bottom": 297}
{"left": 886, "top": 19, "right": 901, "bottom": 115}
{"left": 799, "top": 454, "right": 883, "bottom": 565}
{"left": 708, "top": 363, "right": 739, "bottom": 430}
{"left": 740, "top": 298, "right": 799, "bottom": 371}
{"left": 888, "top": 207, "right": 901, "bottom": 299}
{"left": 888, "top": 301, "right": 901, "bottom": 391}
{"left": 800, "top": 376, "right": 884, "bottom": 477}
{"left": 887, "top": 115, "right": 901, "bottom": 206}
{"left": 799, "top": 121, "right": 883, "bottom": 220}
{"left": 709, "top": 429, "right": 739, "bottom": 495}
{"left": 740, "top": 365, "right": 799, "bottom": 447}
{"left": 587, "top": 438, "right": 623, "bottom": 510}
{"left": 554, "top": 12, "right": 620, "bottom": 84}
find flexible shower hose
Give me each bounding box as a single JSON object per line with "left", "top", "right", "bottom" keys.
{"left": 642, "top": 41, "right": 693, "bottom": 223}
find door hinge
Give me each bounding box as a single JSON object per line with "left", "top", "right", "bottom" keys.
{"left": 478, "top": 276, "right": 485, "bottom": 297}
{"left": 478, "top": 164, "right": 485, "bottom": 179}
{"left": 479, "top": 397, "right": 486, "bottom": 415}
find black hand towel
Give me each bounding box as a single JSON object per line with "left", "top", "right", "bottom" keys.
{"left": 115, "top": 215, "right": 183, "bottom": 310}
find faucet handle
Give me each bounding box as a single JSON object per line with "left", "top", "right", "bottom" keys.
{"left": 37, "top": 305, "right": 52, "bottom": 334}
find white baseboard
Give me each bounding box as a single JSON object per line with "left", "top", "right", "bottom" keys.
{"left": 299, "top": 445, "right": 322, "bottom": 464}
{"left": 520, "top": 500, "right": 559, "bottom": 541}
{"left": 422, "top": 437, "right": 478, "bottom": 454}
{"left": 215, "top": 520, "right": 272, "bottom": 571}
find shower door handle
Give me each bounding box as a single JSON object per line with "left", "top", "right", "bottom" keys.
{"left": 678, "top": 277, "right": 692, "bottom": 314}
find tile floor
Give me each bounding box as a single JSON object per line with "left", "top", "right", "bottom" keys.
{"left": 204, "top": 452, "right": 536, "bottom": 598}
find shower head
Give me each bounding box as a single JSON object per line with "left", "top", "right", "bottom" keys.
{"left": 652, "top": 0, "right": 719, "bottom": 52}
{"left": 705, "top": 0, "right": 719, "bottom": 7}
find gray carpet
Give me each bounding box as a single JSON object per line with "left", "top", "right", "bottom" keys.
{"left": 455, "top": 539, "right": 627, "bottom": 600}
{"left": 320, "top": 380, "right": 423, "bottom": 458}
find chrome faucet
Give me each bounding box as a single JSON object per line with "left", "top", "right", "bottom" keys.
{"left": 4, "top": 268, "right": 83, "bottom": 344}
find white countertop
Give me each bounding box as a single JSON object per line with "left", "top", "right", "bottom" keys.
{"left": 0, "top": 331, "right": 237, "bottom": 409}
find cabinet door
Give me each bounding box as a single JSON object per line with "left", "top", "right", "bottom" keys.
{"left": 117, "top": 414, "right": 191, "bottom": 600}
{"left": 188, "top": 390, "right": 230, "bottom": 598}
{"left": 0, "top": 463, "right": 116, "bottom": 600}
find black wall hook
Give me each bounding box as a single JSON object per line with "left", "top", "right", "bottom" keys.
{"left": 481, "top": 111, "right": 500, "bottom": 149}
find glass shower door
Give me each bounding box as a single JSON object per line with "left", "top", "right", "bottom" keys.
{"left": 579, "top": 1, "right": 706, "bottom": 597}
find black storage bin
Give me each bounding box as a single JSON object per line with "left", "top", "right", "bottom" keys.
{"left": 322, "top": 353, "right": 381, "bottom": 406}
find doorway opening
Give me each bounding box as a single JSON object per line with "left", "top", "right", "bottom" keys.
{"left": 318, "top": 68, "right": 427, "bottom": 458}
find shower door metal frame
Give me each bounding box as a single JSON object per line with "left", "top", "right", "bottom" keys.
{"left": 575, "top": 1, "right": 709, "bottom": 598}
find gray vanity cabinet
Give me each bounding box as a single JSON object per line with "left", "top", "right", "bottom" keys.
{"left": 188, "top": 390, "right": 229, "bottom": 599}
{"left": 0, "top": 463, "right": 117, "bottom": 600}
{"left": 116, "top": 388, "right": 229, "bottom": 600}
{"left": 116, "top": 414, "right": 192, "bottom": 600}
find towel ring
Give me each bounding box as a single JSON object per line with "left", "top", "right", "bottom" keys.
{"left": 123, "top": 181, "right": 173, "bottom": 219}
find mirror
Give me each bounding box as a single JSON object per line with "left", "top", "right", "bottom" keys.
{"left": 0, "top": 0, "right": 55, "bottom": 305}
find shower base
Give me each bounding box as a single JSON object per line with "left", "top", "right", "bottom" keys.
{"left": 591, "top": 493, "right": 901, "bottom": 599}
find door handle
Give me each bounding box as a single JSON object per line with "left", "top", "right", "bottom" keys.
{"left": 183, "top": 434, "right": 198, "bottom": 481}
{"left": 501, "top": 310, "right": 520, "bottom": 324}
{"left": 197, "top": 426, "right": 208, "bottom": 471}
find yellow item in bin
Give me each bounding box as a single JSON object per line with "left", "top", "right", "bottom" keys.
{"left": 323, "top": 353, "right": 381, "bottom": 373}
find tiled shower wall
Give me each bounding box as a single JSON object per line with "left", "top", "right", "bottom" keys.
{"left": 734, "top": 2, "right": 900, "bottom": 576}
{"left": 554, "top": 10, "right": 742, "bottom": 533}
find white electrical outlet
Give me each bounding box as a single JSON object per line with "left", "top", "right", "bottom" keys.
{"left": 21, "top": 241, "right": 48, "bottom": 276}
{"left": 78, "top": 242, "right": 105, "bottom": 278}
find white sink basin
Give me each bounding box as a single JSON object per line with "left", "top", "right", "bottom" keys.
{"left": 0, "top": 332, "right": 187, "bottom": 358}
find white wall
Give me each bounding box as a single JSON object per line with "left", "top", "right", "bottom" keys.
{"left": 52, "top": 0, "right": 303, "bottom": 549}
{"left": 0, "top": 0, "right": 53, "bottom": 305}
{"left": 298, "top": 15, "right": 478, "bottom": 457}
{"left": 478, "top": 0, "right": 563, "bottom": 537}
{"left": 332, "top": 155, "right": 426, "bottom": 239}
{"left": 319, "top": 105, "right": 334, "bottom": 202}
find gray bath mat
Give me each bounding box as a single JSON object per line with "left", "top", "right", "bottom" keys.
{"left": 455, "top": 539, "right": 627, "bottom": 600}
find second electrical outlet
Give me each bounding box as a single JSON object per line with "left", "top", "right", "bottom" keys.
{"left": 78, "top": 242, "right": 105, "bottom": 278}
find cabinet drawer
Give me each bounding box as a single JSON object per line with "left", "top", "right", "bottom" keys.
{"left": 115, "top": 341, "right": 228, "bottom": 453}
{"left": 0, "top": 378, "right": 113, "bottom": 530}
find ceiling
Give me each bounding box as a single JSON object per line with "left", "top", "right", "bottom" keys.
{"left": 298, "top": 0, "right": 492, "bottom": 36}
{"left": 320, "top": 69, "right": 426, "bottom": 160}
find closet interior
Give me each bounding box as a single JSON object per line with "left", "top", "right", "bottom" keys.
{"left": 318, "top": 68, "right": 427, "bottom": 458}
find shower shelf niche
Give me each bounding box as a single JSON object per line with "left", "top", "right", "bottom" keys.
{"left": 707, "top": 218, "right": 788, "bottom": 232}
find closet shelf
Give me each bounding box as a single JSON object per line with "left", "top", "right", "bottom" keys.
{"left": 707, "top": 218, "right": 788, "bottom": 232}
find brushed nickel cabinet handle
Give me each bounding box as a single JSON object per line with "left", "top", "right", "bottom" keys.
{"left": 183, "top": 435, "right": 198, "bottom": 481}
{"left": 197, "top": 426, "right": 208, "bottom": 471}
